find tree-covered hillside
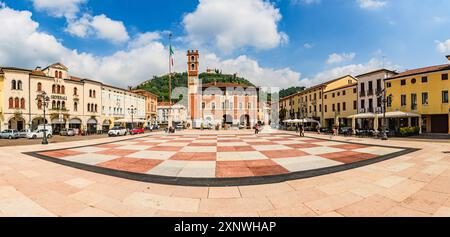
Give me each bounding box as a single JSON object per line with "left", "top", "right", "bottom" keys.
{"left": 279, "top": 86, "right": 305, "bottom": 98}
{"left": 135, "top": 72, "right": 255, "bottom": 102}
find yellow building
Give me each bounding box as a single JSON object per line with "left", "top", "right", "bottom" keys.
{"left": 279, "top": 75, "right": 358, "bottom": 126}
{"left": 385, "top": 56, "right": 450, "bottom": 134}
{"left": 323, "top": 82, "right": 358, "bottom": 129}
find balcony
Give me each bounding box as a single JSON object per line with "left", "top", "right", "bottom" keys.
{"left": 367, "top": 107, "right": 374, "bottom": 113}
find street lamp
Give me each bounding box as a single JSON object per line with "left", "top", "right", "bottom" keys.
{"left": 377, "top": 89, "right": 390, "bottom": 140}
{"left": 36, "top": 91, "right": 50, "bottom": 145}
{"left": 128, "top": 105, "right": 138, "bottom": 130}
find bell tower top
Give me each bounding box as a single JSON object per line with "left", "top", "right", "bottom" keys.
{"left": 187, "top": 50, "right": 199, "bottom": 77}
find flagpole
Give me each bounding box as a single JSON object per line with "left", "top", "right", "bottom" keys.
{"left": 168, "top": 33, "right": 173, "bottom": 129}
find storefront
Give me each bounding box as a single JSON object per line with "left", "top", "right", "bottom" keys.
{"left": 69, "top": 118, "right": 82, "bottom": 129}
{"left": 51, "top": 118, "right": 66, "bottom": 134}
{"left": 102, "top": 120, "right": 112, "bottom": 132}
{"left": 86, "top": 118, "right": 98, "bottom": 134}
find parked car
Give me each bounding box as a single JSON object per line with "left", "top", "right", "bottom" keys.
{"left": 60, "top": 128, "right": 76, "bottom": 136}
{"left": 18, "top": 129, "right": 32, "bottom": 138}
{"left": 130, "top": 128, "right": 145, "bottom": 135}
{"left": 27, "top": 129, "right": 52, "bottom": 139}
{"left": 1, "top": 129, "right": 20, "bottom": 139}
{"left": 108, "top": 127, "right": 127, "bottom": 137}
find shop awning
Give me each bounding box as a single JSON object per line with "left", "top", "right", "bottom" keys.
{"left": 348, "top": 113, "right": 377, "bottom": 119}
{"left": 384, "top": 111, "right": 420, "bottom": 118}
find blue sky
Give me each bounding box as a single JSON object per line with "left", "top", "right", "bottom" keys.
{"left": 0, "top": 0, "right": 449, "bottom": 89}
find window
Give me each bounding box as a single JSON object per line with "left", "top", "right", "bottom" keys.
{"left": 324, "top": 95, "right": 327, "bottom": 99}
{"left": 387, "top": 96, "right": 392, "bottom": 107}
{"left": 56, "top": 101, "right": 61, "bottom": 109}
{"left": 332, "top": 104, "right": 335, "bottom": 112}
{"left": 353, "top": 88, "right": 357, "bottom": 93}
{"left": 61, "top": 86, "right": 65, "bottom": 94}
{"left": 361, "top": 100, "right": 365, "bottom": 109}
{"left": 95, "top": 104, "right": 98, "bottom": 112}
{"left": 422, "top": 92, "right": 428, "bottom": 105}
{"left": 89, "top": 90, "right": 92, "bottom": 97}
{"left": 11, "top": 80, "right": 16, "bottom": 90}
{"left": 314, "top": 93, "right": 317, "bottom": 100}
{"left": 37, "top": 83, "right": 42, "bottom": 92}
{"left": 319, "top": 104, "right": 322, "bottom": 112}
{"left": 377, "top": 97, "right": 382, "bottom": 108}
{"left": 401, "top": 80, "right": 406, "bottom": 86}
{"left": 52, "top": 85, "right": 56, "bottom": 93}
{"left": 443, "top": 91, "right": 449, "bottom": 103}
{"left": 191, "top": 64, "right": 195, "bottom": 70}
{"left": 57, "top": 85, "right": 61, "bottom": 94}
{"left": 14, "top": 97, "right": 19, "bottom": 109}
{"left": 8, "top": 97, "right": 13, "bottom": 109}
{"left": 62, "top": 101, "right": 66, "bottom": 110}
{"left": 401, "top": 95, "right": 407, "bottom": 106}
{"left": 324, "top": 105, "right": 328, "bottom": 113}
{"left": 202, "top": 102, "right": 206, "bottom": 109}
{"left": 411, "top": 94, "right": 417, "bottom": 110}
{"left": 442, "top": 74, "right": 448, "bottom": 81}
{"left": 20, "top": 98, "right": 25, "bottom": 109}
{"left": 337, "top": 103, "right": 341, "bottom": 112}
{"left": 212, "top": 102, "right": 216, "bottom": 110}
{"left": 55, "top": 71, "right": 58, "bottom": 78}
{"left": 17, "top": 80, "right": 22, "bottom": 90}
{"left": 74, "top": 102, "right": 78, "bottom": 112}
{"left": 74, "top": 87, "right": 78, "bottom": 95}
{"left": 386, "top": 82, "right": 392, "bottom": 88}
{"left": 343, "top": 90, "right": 346, "bottom": 96}
{"left": 93, "top": 90, "right": 96, "bottom": 98}
{"left": 332, "top": 93, "right": 335, "bottom": 98}
{"left": 319, "top": 92, "right": 322, "bottom": 99}
{"left": 422, "top": 76, "right": 428, "bottom": 83}
{"left": 353, "top": 101, "right": 357, "bottom": 110}
{"left": 337, "top": 92, "right": 340, "bottom": 96}
{"left": 59, "top": 71, "right": 62, "bottom": 79}
{"left": 52, "top": 100, "right": 56, "bottom": 109}
{"left": 411, "top": 78, "right": 417, "bottom": 84}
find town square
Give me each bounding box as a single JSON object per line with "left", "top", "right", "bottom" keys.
{"left": 0, "top": 0, "right": 450, "bottom": 221}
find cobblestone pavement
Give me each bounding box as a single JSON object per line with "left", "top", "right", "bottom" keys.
{"left": 0, "top": 130, "right": 449, "bottom": 217}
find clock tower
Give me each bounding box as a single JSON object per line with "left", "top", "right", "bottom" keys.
{"left": 187, "top": 50, "right": 201, "bottom": 128}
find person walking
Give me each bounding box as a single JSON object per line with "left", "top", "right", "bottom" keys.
{"left": 254, "top": 124, "right": 260, "bottom": 135}
{"left": 299, "top": 124, "right": 305, "bottom": 137}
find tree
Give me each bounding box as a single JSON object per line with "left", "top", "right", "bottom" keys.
{"left": 279, "top": 108, "right": 287, "bottom": 124}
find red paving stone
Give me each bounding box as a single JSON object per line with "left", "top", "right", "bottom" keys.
{"left": 94, "top": 144, "right": 123, "bottom": 149}
{"left": 217, "top": 146, "right": 256, "bottom": 152}
{"left": 147, "top": 146, "right": 183, "bottom": 152}
{"left": 286, "top": 144, "right": 321, "bottom": 149}
{"left": 187, "top": 143, "right": 217, "bottom": 147}
{"left": 96, "top": 149, "right": 137, "bottom": 157}
{"left": 319, "top": 151, "right": 378, "bottom": 164}
{"left": 246, "top": 142, "right": 278, "bottom": 146}
{"left": 330, "top": 144, "right": 370, "bottom": 150}
{"left": 98, "top": 158, "right": 162, "bottom": 173}
{"left": 170, "top": 152, "right": 217, "bottom": 161}
{"left": 38, "top": 150, "right": 84, "bottom": 158}
{"left": 261, "top": 149, "right": 309, "bottom": 159}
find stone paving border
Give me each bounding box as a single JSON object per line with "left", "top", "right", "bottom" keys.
{"left": 24, "top": 134, "right": 421, "bottom": 187}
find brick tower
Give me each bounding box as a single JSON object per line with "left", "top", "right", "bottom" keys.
{"left": 187, "top": 50, "right": 201, "bottom": 128}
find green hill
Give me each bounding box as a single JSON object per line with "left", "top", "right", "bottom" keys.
{"left": 135, "top": 72, "right": 255, "bottom": 102}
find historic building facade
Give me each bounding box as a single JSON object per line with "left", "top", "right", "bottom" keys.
{"left": 385, "top": 56, "right": 450, "bottom": 134}
{"left": 157, "top": 102, "right": 187, "bottom": 125}
{"left": 186, "top": 50, "right": 260, "bottom": 129}
{"left": 279, "top": 75, "right": 358, "bottom": 127}
{"left": 0, "top": 63, "right": 146, "bottom": 133}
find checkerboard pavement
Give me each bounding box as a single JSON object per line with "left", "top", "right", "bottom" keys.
{"left": 36, "top": 134, "right": 406, "bottom": 179}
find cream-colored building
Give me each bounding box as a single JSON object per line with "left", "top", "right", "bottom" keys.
{"left": 0, "top": 63, "right": 146, "bottom": 133}
{"left": 157, "top": 102, "right": 187, "bottom": 125}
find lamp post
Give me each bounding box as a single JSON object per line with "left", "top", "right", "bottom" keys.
{"left": 128, "top": 105, "right": 137, "bottom": 130}
{"left": 36, "top": 91, "right": 50, "bottom": 145}
{"left": 377, "top": 89, "right": 390, "bottom": 140}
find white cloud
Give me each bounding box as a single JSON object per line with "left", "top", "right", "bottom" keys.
{"left": 31, "top": 0, "right": 87, "bottom": 19}
{"left": 202, "top": 54, "right": 302, "bottom": 88}
{"left": 183, "top": 0, "right": 288, "bottom": 52}
{"left": 66, "top": 14, "right": 130, "bottom": 43}
{"left": 436, "top": 39, "right": 450, "bottom": 54}
{"left": 326, "top": 52, "right": 356, "bottom": 64}
{"left": 291, "top": 0, "right": 321, "bottom": 5}
{"left": 357, "top": 0, "right": 387, "bottom": 9}
{"left": 303, "top": 43, "right": 313, "bottom": 49}
{"left": 0, "top": 5, "right": 303, "bottom": 90}
{"left": 310, "top": 58, "right": 397, "bottom": 85}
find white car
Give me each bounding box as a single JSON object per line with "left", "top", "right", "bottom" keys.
{"left": 27, "top": 129, "right": 53, "bottom": 139}
{"left": 108, "top": 127, "right": 127, "bottom": 137}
